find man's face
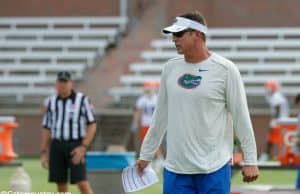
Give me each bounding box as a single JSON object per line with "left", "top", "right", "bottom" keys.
{"left": 143, "top": 86, "right": 154, "bottom": 96}
{"left": 172, "top": 29, "right": 197, "bottom": 54}
{"left": 265, "top": 87, "right": 274, "bottom": 96}
{"left": 56, "top": 80, "right": 72, "bottom": 96}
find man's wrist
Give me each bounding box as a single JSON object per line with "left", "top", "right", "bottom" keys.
{"left": 138, "top": 155, "right": 153, "bottom": 162}
{"left": 41, "top": 149, "right": 47, "bottom": 155}
{"left": 81, "top": 142, "right": 89, "bottom": 150}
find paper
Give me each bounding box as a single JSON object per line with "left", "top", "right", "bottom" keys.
{"left": 122, "top": 165, "right": 159, "bottom": 193}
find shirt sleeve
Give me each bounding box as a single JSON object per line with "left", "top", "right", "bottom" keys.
{"left": 42, "top": 98, "right": 52, "bottom": 130}
{"left": 226, "top": 63, "right": 258, "bottom": 165}
{"left": 83, "top": 96, "right": 96, "bottom": 124}
{"left": 139, "top": 64, "right": 169, "bottom": 161}
{"left": 43, "top": 97, "right": 48, "bottom": 107}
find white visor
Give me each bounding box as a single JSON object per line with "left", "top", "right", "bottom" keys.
{"left": 162, "top": 17, "right": 208, "bottom": 35}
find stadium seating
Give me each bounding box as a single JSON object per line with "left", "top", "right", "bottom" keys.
{"left": 0, "top": 17, "right": 127, "bottom": 105}
{"left": 110, "top": 28, "right": 300, "bottom": 111}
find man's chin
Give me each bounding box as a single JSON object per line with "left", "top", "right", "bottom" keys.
{"left": 176, "top": 49, "right": 183, "bottom": 54}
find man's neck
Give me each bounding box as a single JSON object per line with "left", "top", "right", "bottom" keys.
{"left": 184, "top": 45, "right": 210, "bottom": 64}
{"left": 59, "top": 90, "right": 72, "bottom": 99}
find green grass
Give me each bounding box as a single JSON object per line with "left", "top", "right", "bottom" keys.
{"left": 0, "top": 158, "right": 78, "bottom": 193}
{"left": 231, "top": 169, "right": 297, "bottom": 185}
{"left": 0, "top": 158, "right": 298, "bottom": 193}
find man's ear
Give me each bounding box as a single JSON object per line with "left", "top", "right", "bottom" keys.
{"left": 195, "top": 31, "right": 204, "bottom": 39}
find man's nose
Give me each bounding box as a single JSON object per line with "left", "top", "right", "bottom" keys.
{"left": 172, "top": 35, "right": 178, "bottom": 43}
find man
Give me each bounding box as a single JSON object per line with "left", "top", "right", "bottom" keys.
{"left": 41, "top": 71, "right": 96, "bottom": 194}
{"left": 259, "top": 80, "right": 290, "bottom": 161}
{"left": 135, "top": 11, "right": 259, "bottom": 194}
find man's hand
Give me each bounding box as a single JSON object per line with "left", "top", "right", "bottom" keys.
{"left": 71, "top": 145, "right": 86, "bottom": 165}
{"left": 41, "top": 152, "right": 49, "bottom": 169}
{"left": 242, "top": 165, "right": 259, "bottom": 182}
{"left": 135, "top": 160, "right": 150, "bottom": 176}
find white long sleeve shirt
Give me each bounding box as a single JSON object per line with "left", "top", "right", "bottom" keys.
{"left": 139, "top": 52, "right": 257, "bottom": 174}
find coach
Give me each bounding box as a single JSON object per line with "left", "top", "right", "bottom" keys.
{"left": 136, "top": 11, "right": 259, "bottom": 194}
{"left": 41, "top": 71, "right": 96, "bottom": 194}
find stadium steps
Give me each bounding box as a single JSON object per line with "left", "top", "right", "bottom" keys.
{"left": 0, "top": 16, "right": 128, "bottom": 109}
{"left": 75, "top": 0, "right": 168, "bottom": 110}
{"left": 109, "top": 28, "right": 300, "bottom": 113}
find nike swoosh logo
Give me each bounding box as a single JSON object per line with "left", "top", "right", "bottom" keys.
{"left": 198, "top": 69, "right": 208, "bottom": 72}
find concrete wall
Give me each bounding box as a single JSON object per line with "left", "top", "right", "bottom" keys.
{"left": 0, "top": 0, "right": 119, "bottom": 16}
{"left": 0, "top": 0, "right": 153, "bottom": 18}
{"left": 3, "top": 112, "right": 271, "bottom": 156}
{"left": 165, "top": 0, "right": 300, "bottom": 27}
{"left": 2, "top": 110, "right": 133, "bottom": 156}
{"left": 3, "top": 0, "right": 299, "bottom": 27}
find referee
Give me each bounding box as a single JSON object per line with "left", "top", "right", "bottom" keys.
{"left": 41, "top": 71, "right": 97, "bottom": 194}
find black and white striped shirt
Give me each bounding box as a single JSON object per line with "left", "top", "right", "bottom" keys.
{"left": 42, "top": 90, "right": 96, "bottom": 141}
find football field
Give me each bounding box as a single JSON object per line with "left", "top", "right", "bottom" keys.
{"left": 0, "top": 158, "right": 297, "bottom": 194}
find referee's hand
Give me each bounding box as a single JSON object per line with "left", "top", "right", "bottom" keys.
{"left": 71, "top": 145, "right": 86, "bottom": 165}
{"left": 40, "top": 153, "right": 49, "bottom": 169}
{"left": 135, "top": 159, "right": 150, "bottom": 177}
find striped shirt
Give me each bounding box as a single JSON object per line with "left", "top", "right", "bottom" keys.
{"left": 42, "top": 90, "right": 96, "bottom": 141}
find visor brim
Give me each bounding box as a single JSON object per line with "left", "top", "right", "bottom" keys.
{"left": 162, "top": 25, "right": 188, "bottom": 34}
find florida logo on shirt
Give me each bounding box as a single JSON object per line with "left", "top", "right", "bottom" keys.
{"left": 177, "top": 73, "right": 202, "bottom": 89}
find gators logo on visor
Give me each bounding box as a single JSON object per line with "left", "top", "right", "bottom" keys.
{"left": 177, "top": 73, "right": 202, "bottom": 89}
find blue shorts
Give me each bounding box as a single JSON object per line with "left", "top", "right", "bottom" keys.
{"left": 296, "top": 166, "right": 300, "bottom": 189}
{"left": 163, "top": 163, "right": 231, "bottom": 194}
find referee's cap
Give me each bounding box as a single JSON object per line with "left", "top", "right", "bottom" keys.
{"left": 57, "top": 71, "right": 72, "bottom": 81}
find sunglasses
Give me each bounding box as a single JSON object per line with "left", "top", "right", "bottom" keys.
{"left": 172, "top": 29, "right": 195, "bottom": 38}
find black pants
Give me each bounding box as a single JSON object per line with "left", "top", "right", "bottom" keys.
{"left": 49, "top": 140, "right": 87, "bottom": 184}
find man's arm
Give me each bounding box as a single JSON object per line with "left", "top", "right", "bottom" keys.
{"left": 40, "top": 129, "right": 51, "bottom": 169}
{"left": 136, "top": 64, "right": 169, "bottom": 174}
{"left": 41, "top": 129, "right": 51, "bottom": 152}
{"left": 82, "top": 123, "right": 97, "bottom": 148}
{"left": 71, "top": 123, "right": 97, "bottom": 165}
{"left": 226, "top": 63, "right": 259, "bottom": 182}
{"left": 41, "top": 98, "right": 52, "bottom": 169}
{"left": 72, "top": 96, "right": 97, "bottom": 165}
{"left": 274, "top": 105, "right": 280, "bottom": 119}
{"left": 81, "top": 95, "right": 97, "bottom": 148}
{"left": 268, "top": 105, "right": 280, "bottom": 128}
